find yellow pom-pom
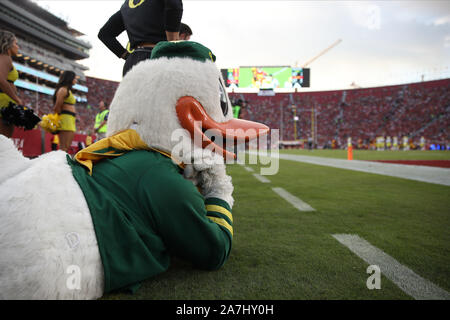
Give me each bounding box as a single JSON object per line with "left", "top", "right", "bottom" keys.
{"left": 40, "top": 113, "right": 61, "bottom": 133}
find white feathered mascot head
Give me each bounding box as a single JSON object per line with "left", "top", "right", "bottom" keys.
{"left": 108, "top": 41, "right": 268, "bottom": 165}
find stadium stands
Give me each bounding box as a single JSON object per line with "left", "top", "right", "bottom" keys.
{"left": 15, "top": 75, "right": 448, "bottom": 150}
{"left": 1, "top": 0, "right": 90, "bottom": 117}
{"left": 230, "top": 78, "right": 450, "bottom": 149}
{"left": 85, "top": 76, "right": 119, "bottom": 110}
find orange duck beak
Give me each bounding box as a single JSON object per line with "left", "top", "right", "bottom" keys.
{"left": 176, "top": 96, "right": 270, "bottom": 159}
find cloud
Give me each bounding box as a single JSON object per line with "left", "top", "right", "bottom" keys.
{"left": 433, "top": 15, "right": 450, "bottom": 26}
{"left": 391, "top": 1, "right": 450, "bottom": 27}
{"left": 346, "top": 2, "right": 382, "bottom": 30}
{"left": 445, "top": 35, "right": 450, "bottom": 47}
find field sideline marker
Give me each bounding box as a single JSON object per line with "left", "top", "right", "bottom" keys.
{"left": 244, "top": 166, "right": 254, "bottom": 172}
{"left": 249, "top": 151, "right": 450, "bottom": 186}
{"left": 332, "top": 234, "right": 450, "bottom": 300}
{"left": 272, "top": 187, "right": 315, "bottom": 211}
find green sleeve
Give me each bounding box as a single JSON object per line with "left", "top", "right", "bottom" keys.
{"left": 140, "top": 168, "right": 233, "bottom": 271}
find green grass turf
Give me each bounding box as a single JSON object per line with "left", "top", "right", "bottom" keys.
{"left": 280, "top": 149, "right": 450, "bottom": 161}
{"left": 103, "top": 154, "right": 450, "bottom": 300}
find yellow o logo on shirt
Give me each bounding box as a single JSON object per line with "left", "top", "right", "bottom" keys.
{"left": 126, "top": 42, "right": 135, "bottom": 53}
{"left": 128, "top": 0, "right": 145, "bottom": 9}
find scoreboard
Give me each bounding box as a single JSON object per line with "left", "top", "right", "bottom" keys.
{"left": 291, "top": 67, "right": 310, "bottom": 88}
{"left": 221, "top": 66, "right": 310, "bottom": 89}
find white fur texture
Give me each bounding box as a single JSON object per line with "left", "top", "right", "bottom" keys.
{"left": 0, "top": 135, "right": 31, "bottom": 181}
{"left": 0, "top": 138, "right": 103, "bottom": 299}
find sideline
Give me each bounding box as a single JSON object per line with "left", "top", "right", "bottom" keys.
{"left": 249, "top": 151, "right": 450, "bottom": 186}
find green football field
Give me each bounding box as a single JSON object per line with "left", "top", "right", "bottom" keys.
{"left": 104, "top": 150, "right": 450, "bottom": 300}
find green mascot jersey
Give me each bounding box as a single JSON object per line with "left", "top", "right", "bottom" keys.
{"left": 68, "top": 150, "right": 233, "bottom": 293}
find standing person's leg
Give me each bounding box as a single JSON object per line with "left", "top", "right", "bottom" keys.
{"left": 0, "top": 121, "right": 14, "bottom": 138}
{"left": 122, "top": 49, "right": 153, "bottom": 77}
{"left": 58, "top": 131, "right": 75, "bottom": 152}
{"left": 0, "top": 97, "right": 15, "bottom": 137}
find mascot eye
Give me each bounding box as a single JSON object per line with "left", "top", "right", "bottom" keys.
{"left": 219, "top": 80, "right": 229, "bottom": 116}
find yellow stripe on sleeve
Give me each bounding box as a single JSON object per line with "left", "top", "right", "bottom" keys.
{"left": 206, "top": 204, "right": 233, "bottom": 223}
{"left": 207, "top": 216, "right": 233, "bottom": 237}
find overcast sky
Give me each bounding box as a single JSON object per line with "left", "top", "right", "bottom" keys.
{"left": 35, "top": 0, "right": 450, "bottom": 91}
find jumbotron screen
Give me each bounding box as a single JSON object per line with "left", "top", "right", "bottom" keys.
{"left": 222, "top": 67, "right": 310, "bottom": 89}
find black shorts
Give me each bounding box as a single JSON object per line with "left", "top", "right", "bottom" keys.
{"left": 123, "top": 47, "right": 154, "bottom": 77}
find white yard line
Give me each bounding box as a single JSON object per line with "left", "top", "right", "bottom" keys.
{"left": 332, "top": 234, "right": 450, "bottom": 300}
{"left": 252, "top": 173, "right": 271, "bottom": 183}
{"left": 272, "top": 187, "right": 315, "bottom": 212}
{"left": 236, "top": 161, "right": 254, "bottom": 172}
{"left": 249, "top": 151, "right": 450, "bottom": 186}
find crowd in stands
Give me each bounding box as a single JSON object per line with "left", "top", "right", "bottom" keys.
{"left": 85, "top": 77, "right": 119, "bottom": 110}
{"left": 16, "top": 76, "right": 449, "bottom": 150}
{"left": 230, "top": 78, "right": 450, "bottom": 149}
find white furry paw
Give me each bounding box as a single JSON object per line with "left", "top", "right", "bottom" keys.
{"left": 197, "top": 164, "right": 234, "bottom": 208}
{"left": 182, "top": 149, "right": 233, "bottom": 208}
{"left": 183, "top": 164, "right": 200, "bottom": 186}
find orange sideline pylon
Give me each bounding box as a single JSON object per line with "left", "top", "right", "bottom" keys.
{"left": 347, "top": 145, "right": 353, "bottom": 160}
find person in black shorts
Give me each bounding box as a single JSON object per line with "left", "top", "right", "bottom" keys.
{"left": 98, "top": 0, "right": 183, "bottom": 77}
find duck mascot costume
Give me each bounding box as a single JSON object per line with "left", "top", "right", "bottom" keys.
{"left": 0, "top": 41, "right": 269, "bottom": 299}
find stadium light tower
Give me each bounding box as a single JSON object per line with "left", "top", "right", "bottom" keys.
{"left": 292, "top": 105, "right": 299, "bottom": 140}
{"left": 291, "top": 40, "right": 340, "bottom": 147}
{"left": 311, "top": 105, "right": 318, "bottom": 146}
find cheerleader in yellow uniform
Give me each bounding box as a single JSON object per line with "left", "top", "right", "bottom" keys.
{"left": 0, "top": 30, "right": 23, "bottom": 137}
{"left": 53, "top": 71, "right": 77, "bottom": 152}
